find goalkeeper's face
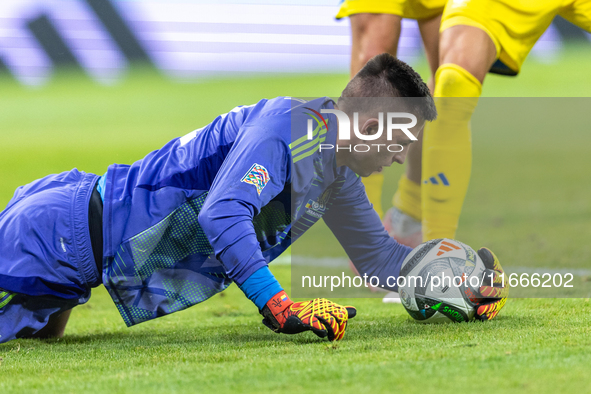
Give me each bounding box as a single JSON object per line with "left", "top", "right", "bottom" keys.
{"left": 342, "top": 115, "right": 424, "bottom": 177}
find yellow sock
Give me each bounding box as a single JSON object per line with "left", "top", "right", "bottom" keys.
{"left": 362, "top": 173, "right": 384, "bottom": 218}
{"left": 392, "top": 174, "right": 422, "bottom": 221}
{"left": 422, "top": 63, "right": 482, "bottom": 241}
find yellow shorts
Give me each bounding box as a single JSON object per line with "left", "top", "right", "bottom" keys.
{"left": 441, "top": 0, "right": 591, "bottom": 75}
{"left": 336, "top": 0, "right": 446, "bottom": 20}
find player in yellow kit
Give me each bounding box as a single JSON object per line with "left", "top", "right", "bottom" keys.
{"left": 391, "top": 0, "right": 591, "bottom": 245}
{"left": 336, "top": 0, "right": 446, "bottom": 303}
{"left": 336, "top": 0, "right": 446, "bottom": 248}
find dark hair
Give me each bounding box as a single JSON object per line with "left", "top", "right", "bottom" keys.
{"left": 338, "top": 53, "right": 437, "bottom": 121}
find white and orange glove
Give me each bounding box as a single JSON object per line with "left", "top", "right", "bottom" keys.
{"left": 260, "top": 290, "right": 356, "bottom": 341}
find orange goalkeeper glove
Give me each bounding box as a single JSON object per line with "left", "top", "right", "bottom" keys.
{"left": 475, "top": 247, "right": 509, "bottom": 321}
{"left": 261, "top": 290, "right": 356, "bottom": 341}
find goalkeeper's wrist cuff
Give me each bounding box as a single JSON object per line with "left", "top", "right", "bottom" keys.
{"left": 238, "top": 266, "right": 284, "bottom": 310}
{"left": 260, "top": 290, "right": 293, "bottom": 331}
{"left": 265, "top": 290, "right": 292, "bottom": 316}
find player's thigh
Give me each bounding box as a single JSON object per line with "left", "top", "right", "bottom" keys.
{"left": 439, "top": 25, "right": 497, "bottom": 83}
{"left": 349, "top": 13, "right": 402, "bottom": 77}
{"left": 350, "top": 13, "right": 403, "bottom": 58}
{"left": 560, "top": 0, "right": 591, "bottom": 33}
{"left": 440, "top": 0, "right": 560, "bottom": 76}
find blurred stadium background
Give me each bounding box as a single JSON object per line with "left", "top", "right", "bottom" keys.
{"left": 1, "top": 0, "right": 590, "bottom": 84}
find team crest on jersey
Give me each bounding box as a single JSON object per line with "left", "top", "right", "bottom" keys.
{"left": 305, "top": 189, "right": 332, "bottom": 218}
{"left": 241, "top": 163, "right": 270, "bottom": 196}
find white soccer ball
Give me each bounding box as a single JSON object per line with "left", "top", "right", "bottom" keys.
{"left": 398, "top": 238, "right": 485, "bottom": 323}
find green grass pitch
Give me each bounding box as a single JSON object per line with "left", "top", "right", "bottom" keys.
{"left": 1, "top": 45, "right": 591, "bottom": 393}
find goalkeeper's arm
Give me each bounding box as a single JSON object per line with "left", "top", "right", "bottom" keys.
{"left": 198, "top": 126, "right": 354, "bottom": 341}
{"left": 323, "top": 171, "right": 413, "bottom": 290}
{"left": 199, "top": 201, "right": 356, "bottom": 341}
{"left": 241, "top": 267, "right": 356, "bottom": 341}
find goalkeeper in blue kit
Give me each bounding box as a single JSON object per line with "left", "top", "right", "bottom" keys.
{"left": 0, "top": 54, "right": 505, "bottom": 344}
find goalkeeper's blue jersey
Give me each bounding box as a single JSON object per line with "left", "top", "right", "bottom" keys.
{"left": 101, "top": 97, "right": 411, "bottom": 326}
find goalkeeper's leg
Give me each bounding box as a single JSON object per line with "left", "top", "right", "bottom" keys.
{"left": 33, "top": 309, "right": 72, "bottom": 338}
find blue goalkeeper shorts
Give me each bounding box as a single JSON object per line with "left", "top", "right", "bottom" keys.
{"left": 0, "top": 169, "right": 101, "bottom": 343}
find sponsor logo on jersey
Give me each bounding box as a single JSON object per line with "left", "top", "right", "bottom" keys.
{"left": 305, "top": 189, "right": 332, "bottom": 218}
{"left": 241, "top": 163, "right": 270, "bottom": 195}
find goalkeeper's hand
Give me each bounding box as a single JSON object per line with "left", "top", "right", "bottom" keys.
{"left": 260, "top": 291, "right": 356, "bottom": 341}
{"left": 475, "top": 247, "right": 509, "bottom": 321}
